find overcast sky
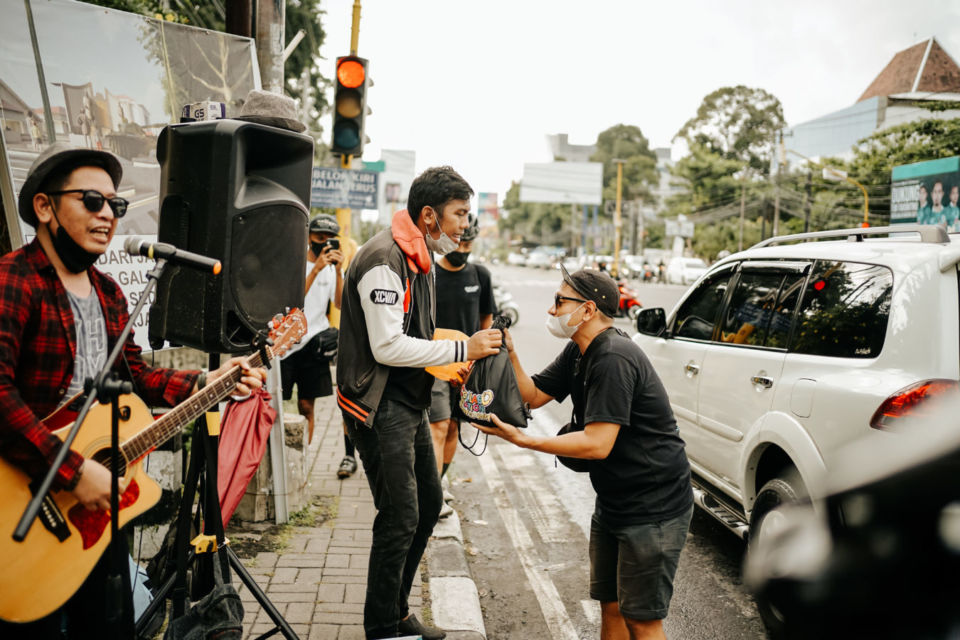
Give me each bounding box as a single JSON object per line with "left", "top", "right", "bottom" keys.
{"left": 318, "top": 0, "right": 960, "bottom": 202}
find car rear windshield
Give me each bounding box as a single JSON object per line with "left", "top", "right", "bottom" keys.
{"left": 790, "top": 260, "right": 893, "bottom": 358}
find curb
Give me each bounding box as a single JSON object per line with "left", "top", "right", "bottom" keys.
{"left": 427, "top": 510, "right": 487, "bottom": 639}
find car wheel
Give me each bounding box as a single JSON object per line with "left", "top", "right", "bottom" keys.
{"left": 749, "top": 468, "right": 808, "bottom": 639}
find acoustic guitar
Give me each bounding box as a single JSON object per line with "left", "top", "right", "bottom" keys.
{"left": 0, "top": 309, "right": 306, "bottom": 623}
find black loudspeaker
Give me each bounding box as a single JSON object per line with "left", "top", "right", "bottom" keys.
{"left": 149, "top": 119, "right": 313, "bottom": 353}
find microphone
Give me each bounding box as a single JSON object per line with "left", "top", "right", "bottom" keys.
{"left": 124, "top": 237, "right": 222, "bottom": 274}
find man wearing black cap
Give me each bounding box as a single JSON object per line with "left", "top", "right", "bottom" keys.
{"left": 0, "top": 144, "right": 265, "bottom": 636}
{"left": 476, "top": 266, "right": 693, "bottom": 640}
{"left": 280, "top": 213, "right": 344, "bottom": 446}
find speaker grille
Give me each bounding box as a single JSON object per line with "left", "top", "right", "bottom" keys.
{"left": 230, "top": 204, "right": 306, "bottom": 330}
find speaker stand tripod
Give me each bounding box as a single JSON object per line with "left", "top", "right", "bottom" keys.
{"left": 135, "top": 353, "right": 297, "bottom": 639}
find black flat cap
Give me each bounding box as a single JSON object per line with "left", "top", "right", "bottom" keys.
{"left": 560, "top": 263, "right": 620, "bottom": 317}
{"left": 17, "top": 142, "right": 122, "bottom": 228}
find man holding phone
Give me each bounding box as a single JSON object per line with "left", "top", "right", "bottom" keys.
{"left": 280, "top": 214, "right": 344, "bottom": 443}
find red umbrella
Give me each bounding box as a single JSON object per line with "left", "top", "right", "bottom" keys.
{"left": 217, "top": 389, "right": 277, "bottom": 524}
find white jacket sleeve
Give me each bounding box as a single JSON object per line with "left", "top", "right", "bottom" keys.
{"left": 357, "top": 264, "right": 468, "bottom": 367}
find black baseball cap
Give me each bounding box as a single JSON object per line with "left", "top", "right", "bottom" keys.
{"left": 18, "top": 142, "right": 122, "bottom": 228}
{"left": 559, "top": 263, "right": 620, "bottom": 317}
{"left": 309, "top": 214, "right": 340, "bottom": 236}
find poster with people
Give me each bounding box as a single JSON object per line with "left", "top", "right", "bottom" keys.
{"left": 0, "top": 0, "right": 258, "bottom": 346}
{"left": 890, "top": 156, "right": 960, "bottom": 232}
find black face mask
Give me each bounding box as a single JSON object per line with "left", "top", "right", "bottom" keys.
{"left": 445, "top": 251, "right": 470, "bottom": 268}
{"left": 50, "top": 206, "right": 100, "bottom": 273}
{"left": 310, "top": 241, "right": 325, "bottom": 257}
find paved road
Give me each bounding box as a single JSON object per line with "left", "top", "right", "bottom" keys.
{"left": 447, "top": 264, "right": 768, "bottom": 639}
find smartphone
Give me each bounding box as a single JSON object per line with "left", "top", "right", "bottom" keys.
{"left": 324, "top": 238, "right": 341, "bottom": 251}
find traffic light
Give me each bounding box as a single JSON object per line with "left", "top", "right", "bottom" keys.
{"left": 331, "top": 55, "right": 369, "bottom": 156}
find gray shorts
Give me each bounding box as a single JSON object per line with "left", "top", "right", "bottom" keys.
{"left": 428, "top": 377, "right": 456, "bottom": 423}
{"left": 589, "top": 505, "right": 693, "bottom": 621}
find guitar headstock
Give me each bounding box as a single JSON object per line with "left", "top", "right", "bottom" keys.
{"left": 268, "top": 309, "right": 308, "bottom": 360}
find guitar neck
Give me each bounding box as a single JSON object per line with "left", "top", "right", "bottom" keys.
{"left": 121, "top": 349, "right": 269, "bottom": 462}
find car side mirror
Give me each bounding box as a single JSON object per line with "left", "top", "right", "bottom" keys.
{"left": 636, "top": 308, "right": 666, "bottom": 336}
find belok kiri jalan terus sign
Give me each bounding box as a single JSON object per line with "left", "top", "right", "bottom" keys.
{"left": 310, "top": 167, "right": 379, "bottom": 209}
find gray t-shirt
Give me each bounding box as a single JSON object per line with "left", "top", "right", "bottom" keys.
{"left": 64, "top": 289, "right": 108, "bottom": 401}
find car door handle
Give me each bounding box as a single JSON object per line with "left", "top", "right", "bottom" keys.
{"left": 684, "top": 362, "right": 700, "bottom": 376}
{"left": 751, "top": 375, "right": 774, "bottom": 388}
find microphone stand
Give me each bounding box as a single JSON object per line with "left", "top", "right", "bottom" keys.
{"left": 13, "top": 257, "right": 170, "bottom": 639}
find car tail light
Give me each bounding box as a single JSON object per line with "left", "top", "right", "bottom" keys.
{"left": 870, "top": 379, "right": 960, "bottom": 430}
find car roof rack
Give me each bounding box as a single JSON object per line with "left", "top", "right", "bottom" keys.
{"left": 751, "top": 224, "right": 950, "bottom": 249}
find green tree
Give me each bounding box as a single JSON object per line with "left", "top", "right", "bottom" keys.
{"left": 590, "top": 124, "right": 659, "bottom": 204}
{"left": 500, "top": 181, "right": 572, "bottom": 244}
{"left": 675, "top": 85, "right": 786, "bottom": 177}
{"left": 665, "top": 143, "right": 743, "bottom": 215}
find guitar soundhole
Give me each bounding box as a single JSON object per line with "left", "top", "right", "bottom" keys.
{"left": 91, "top": 449, "right": 127, "bottom": 477}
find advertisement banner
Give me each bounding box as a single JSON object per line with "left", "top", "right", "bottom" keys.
{"left": 0, "top": 0, "right": 258, "bottom": 347}
{"left": 520, "top": 162, "right": 603, "bottom": 205}
{"left": 477, "top": 192, "right": 499, "bottom": 221}
{"left": 890, "top": 156, "right": 960, "bottom": 231}
{"left": 311, "top": 167, "right": 379, "bottom": 209}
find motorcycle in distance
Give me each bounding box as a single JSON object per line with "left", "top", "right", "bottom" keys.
{"left": 616, "top": 279, "right": 643, "bottom": 320}
{"left": 493, "top": 283, "right": 519, "bottom": 326}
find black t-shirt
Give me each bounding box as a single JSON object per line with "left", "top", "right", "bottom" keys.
{"left": 531, "top": 328, "right": 693, "bottom": 526}
{"left": 435, "top": 262, "right": 496, "bottom": 335}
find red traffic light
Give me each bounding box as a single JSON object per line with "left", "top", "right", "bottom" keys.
{"left": 337, "top": 59, "right": 366, "bottom": 89}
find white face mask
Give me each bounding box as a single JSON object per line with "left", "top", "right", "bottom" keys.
{"left": 546, "top": 303, "right": 585, "bottom": 339}
{"left": 425, "top": 214, "right": 459, "bottom": 255}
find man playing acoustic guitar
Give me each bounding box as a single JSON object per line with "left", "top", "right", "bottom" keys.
{"left": 0, "top": 144, "right": 266, "bottom": 637}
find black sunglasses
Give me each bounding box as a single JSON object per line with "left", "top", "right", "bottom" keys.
{"left": 46, "top": 189, "right": 129, "bottom": 218}
{"left": 554, "top": 293, "right": 588, "bottom": 309}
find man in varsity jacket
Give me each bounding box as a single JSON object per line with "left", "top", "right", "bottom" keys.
{"left": 336, "top": 166, "right": 502, "bottom": 640}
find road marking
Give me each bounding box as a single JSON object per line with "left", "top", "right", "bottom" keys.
{"left": 495, "top": 447, "right": 570, "bottom": 544}
{"left": 477, "top": 451, "right": 579, "bottom": 640}
{"left": 581, "top": 600, "right": 600, "bottom": 625}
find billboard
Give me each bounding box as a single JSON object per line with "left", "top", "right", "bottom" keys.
{"left": 477, "top": 192, "right": 498, "bottom": 221}
{"left": 520, "top": 162, "right": 603, "bottom": 205}
{"left": 890, "top": 156, "right": 960, "bottom": 231}
{"left": 0, "top": 0, "right": 259, "bottom": 347}
{"left": 310, "top": 167, "right": 379, "bottom": 209}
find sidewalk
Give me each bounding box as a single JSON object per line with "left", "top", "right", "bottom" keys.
{"left": 228, "top": 395, "right": 486, "bottom": 640}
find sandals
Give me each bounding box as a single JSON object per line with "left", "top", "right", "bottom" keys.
{"left": 337, "top": 455, "right": 358, "bottom": 479}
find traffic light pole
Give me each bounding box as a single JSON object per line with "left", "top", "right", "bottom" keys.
{"left": 337, "top": 153, "right": 353, "bottom": 239}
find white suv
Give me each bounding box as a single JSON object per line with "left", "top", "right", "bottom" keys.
{"left": 633, "top": 225, "right": 960, "bottom": 546}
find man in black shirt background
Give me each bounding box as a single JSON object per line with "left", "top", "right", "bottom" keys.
{"left": 428, "top": 215, "right": 496, "bottom": 517}
{"left": 476, "top": 266, "right": 693, "bottom": 640}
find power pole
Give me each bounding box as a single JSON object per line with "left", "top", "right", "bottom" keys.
{"left": 738, "top": 179, "right": 746, "bottom": 251}
{"left": 256, "top": 0, "right": 285, "bottom": 92}
{"left": 225, "top": 0, "right": 253, "bottom": 37}
{"left": 612, "top": 159, "right": 625, "bottom": 277}
{"left": 804, "top": 172, "right": 812, "bottom": 233}
{"left": 772, "top": 131, "right": 783, "bottom": 237}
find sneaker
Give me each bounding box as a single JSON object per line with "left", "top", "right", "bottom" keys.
{"left": 439, "top": 501, "right": 454, "bottom": 519}
{"left": 337, "top": 455, "right": 357, "bottom": 479}
{"left": 397, "top": 613, "right": 446, "bottom": 640}
{"left": 443, "top": 488, "right": 455, "bottom": 503}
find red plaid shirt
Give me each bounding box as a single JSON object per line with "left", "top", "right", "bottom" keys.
{"left": 0, "top": 239, "right": 199, "bottom": 489}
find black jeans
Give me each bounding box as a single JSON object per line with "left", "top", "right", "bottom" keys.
{"left": 345, "top": 398, "right": 443, "bottom": 639}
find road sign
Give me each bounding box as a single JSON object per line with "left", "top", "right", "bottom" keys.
{"left": 822, "top": 167, "right": 848, "bottom": 181}
{"left": 311, "top": 167, "right": 379, "bottom": 209}
{"left": 665, "top": 218, "right": 694, "bottom": 238}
